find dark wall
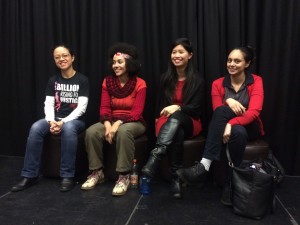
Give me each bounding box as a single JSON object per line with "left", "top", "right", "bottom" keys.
{"left": 1, "top": 0, "right": 299, "bottom": 175}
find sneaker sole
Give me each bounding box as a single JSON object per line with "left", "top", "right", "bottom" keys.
{"left": 112, "top": 190, "right": 127, "bottom": 196}
{"left": 81, "top": 178, "right": 105, "bottom": 190}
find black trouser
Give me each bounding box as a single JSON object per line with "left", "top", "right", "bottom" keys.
{"left": 203, "top": 106, "right": 261, "bottom": 166}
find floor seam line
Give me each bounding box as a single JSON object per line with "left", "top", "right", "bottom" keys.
{"left": 124, "top": 194, "right": 143, "bottom": 225}
{"left": 275, "top": 194, "right": 299, "bottom": 225}
{"left": 0, "top": 191, "right": 11, "bottom": 199}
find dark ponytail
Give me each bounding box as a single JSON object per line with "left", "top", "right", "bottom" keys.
{"left": 233, "top": 45, "right": 256, "bottom": 67}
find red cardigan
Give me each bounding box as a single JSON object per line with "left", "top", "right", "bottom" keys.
{"left": 211, "top": 74, "right": 264, "bottom": 135}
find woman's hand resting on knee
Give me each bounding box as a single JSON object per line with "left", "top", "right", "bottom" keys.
{"left": 223, "top": 123, "right": 232, "bottom": 143}
{"left": 160, "top": 105, "right": 181, "bottom": 117}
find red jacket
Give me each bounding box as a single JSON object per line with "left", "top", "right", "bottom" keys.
{"left": 211, "top": 74, "right": 264, "bottom": 135}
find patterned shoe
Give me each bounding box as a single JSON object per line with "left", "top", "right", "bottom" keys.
{"left": 81, "top": 169, "right": 105, "bottom": 190}
{"left": 112, "top": 174, "right": 130, "bottom": 196}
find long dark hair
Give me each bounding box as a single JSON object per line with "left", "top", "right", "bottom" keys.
{"left": 161, "top": 38, "right": 198, "bottom": 104}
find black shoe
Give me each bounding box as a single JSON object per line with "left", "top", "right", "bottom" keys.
{"left": 60, "top": 178, "right": 75, "bottom": 192}
{"left": 11, "top": 177, "right": 38, "bottom": 192}
{"left": 221, "top": 184, "right": 232, "bottom": 206}
{"left": 176, "top": 162, "right": 208, "bottom": 185}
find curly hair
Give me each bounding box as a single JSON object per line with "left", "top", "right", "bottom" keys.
{"left": 107, "top": 43, "right": 141, "bottom": 77}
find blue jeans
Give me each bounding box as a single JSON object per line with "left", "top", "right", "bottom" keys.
{"left": 21, "top": 119, "right": 85, "bottom": 178}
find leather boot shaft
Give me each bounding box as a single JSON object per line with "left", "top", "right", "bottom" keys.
{"left": 142, "top": 118, "right": 181, "bottom": 178}
{"left": 141, "top": 149, "right": 161, "bottom": 177}
{"left": 156, "top": 118, "right": 181, "bottom": 147}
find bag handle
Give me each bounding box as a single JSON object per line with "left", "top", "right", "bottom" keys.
{"left": 225, "top": 144, "right": 235, "bottom": 168}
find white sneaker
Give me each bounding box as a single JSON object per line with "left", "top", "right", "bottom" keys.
{"left": 112, "top": 174, "right": 130, "bottom": 196}
{"left": 81, "top": 170, "right": 105, "bottom": 190}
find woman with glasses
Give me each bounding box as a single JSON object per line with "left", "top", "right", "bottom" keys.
{"left": 11, "top": 45, "right": 89, "bottom": 192}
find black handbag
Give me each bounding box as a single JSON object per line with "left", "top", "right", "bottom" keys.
{"left": 226, "top": 146, "right": 276, "bottom": 220}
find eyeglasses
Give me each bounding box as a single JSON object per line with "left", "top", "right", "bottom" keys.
{"left": 54, "top": 54, "right": 71, "bottom": 61}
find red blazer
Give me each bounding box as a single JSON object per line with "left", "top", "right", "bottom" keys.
{"left": 211, "top": 74, "right": 264, "bottom": 135}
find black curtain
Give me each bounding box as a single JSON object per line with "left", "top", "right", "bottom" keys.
{"left": 1, "top": 0, "right": 299, "bottom": 175}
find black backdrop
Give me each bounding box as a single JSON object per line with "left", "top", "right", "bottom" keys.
{"left": 1, "top": 0, "right": 299, "bottom": 175}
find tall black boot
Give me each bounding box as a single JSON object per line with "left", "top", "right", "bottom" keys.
{"left": 142, "top": 118, "right": 181, "bottom": 177}
{"left": 170, "top": 169, "right": 182, "bottom": 199}
{"left": 169, "top": 131, "right": 184, "bottom": 199}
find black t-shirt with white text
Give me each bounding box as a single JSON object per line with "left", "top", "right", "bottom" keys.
{"left": 45, "top": 72, "right": 89, "bottom": 120}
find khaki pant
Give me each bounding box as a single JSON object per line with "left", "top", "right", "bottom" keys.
{"left": 85, "top": 121, "right": 146, "bottom": 173}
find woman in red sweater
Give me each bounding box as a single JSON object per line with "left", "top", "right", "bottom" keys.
{"left": 177, "top": 46, "right": 264, "bottom": 205}
{"left": 81, "top": 43, "right": 147, "bottom": 196}
{"left": 141, "top": 38, "right": 205, "bottom": 198}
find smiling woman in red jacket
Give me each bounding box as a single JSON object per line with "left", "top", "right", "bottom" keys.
{"left": 177, "top": 46, "right": 264, "bottom": 205}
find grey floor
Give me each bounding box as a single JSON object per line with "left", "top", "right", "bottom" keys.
{"left": 0, "top": 155, "right": 299, "bottom": 225}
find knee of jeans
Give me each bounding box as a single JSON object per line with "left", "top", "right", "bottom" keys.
{"left": 28, "top": 120, "right": 48, "bottom": 137}
{"left": 62, "top": 123, "right": 75, "bottom": 132}
{"left": 30, "top": 124, "right": 41, "bottom": 134}
{"left": 61, "top": 123, "right": 81, "bottom": 137}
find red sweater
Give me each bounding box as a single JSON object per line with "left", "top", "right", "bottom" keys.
{"left": 211, "top": 74, "right": 264, "bottom": 135}
{"left": 99, "top": 77, "right": 147, "bottom": 124}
